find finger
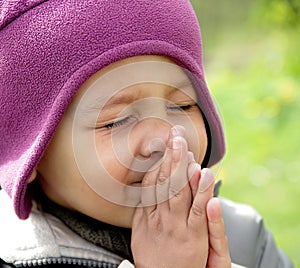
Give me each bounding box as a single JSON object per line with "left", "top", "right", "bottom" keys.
{"left": 187, "top": 151, "right": 200, "bottom": 200}
{"left": 188, "top": 152, "right": 193, "bottom": 164}
{"left": 187, "top": 151, "right": 194, "bottom": 164}
{"left": 171, "top": 124, "right": 185, "bottom": 138}
{"left": 168, "top": 136, "right": 191, "bottom": 218}
{"left": 155, "top": 129, "right": 173, "bottom": 210}
{"left": 188, "top": 162, "right": 201, "bottom": 199}
{"left": 207, "top": 198, "right": 230, "bottom": 256}
{"left": 188, "top": 168, "right": 215, "bottom": 231}
{"left": 141, "top": 166, "right": 160, "bottom": 217}
{"left": 132, "top": 206, "right": 144, "bottom": 228}
{"left": 207, "top": 198, "right": 231, "bottom": 267}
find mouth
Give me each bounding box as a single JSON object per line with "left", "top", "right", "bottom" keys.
{"left": 131, "top": 181, "right": 142, "bottom": 187}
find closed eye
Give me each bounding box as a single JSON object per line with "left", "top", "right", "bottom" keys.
{"left": 167, "top": 104, "right": 194, "bottom": 111}
{"left": 97, "top": 115, "right": 136, "bottom": 129}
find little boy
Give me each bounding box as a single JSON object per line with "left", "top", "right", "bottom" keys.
{"left": 0, "top": 0, "right": 294, "bottom": 267}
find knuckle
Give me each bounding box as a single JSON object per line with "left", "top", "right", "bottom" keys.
{"left": 191, "top": 203, "right": 206, "bottom": 218}
{"left": 169, "top": 185, "right": 182, "bottom": 198}
{"left": 142, "top": 173, "right": 154, "bottom": 187}
{"left": 158, "top": 173, "right": 169, "bottom": 184}
{"left": 148, "top": 213, "right": 163, "bottom": 232}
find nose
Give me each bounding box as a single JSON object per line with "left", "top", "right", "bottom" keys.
{"left": 126, "top": 118, "right": 172, "bottom": 173}
{"left": 147, "top": 137, "right": 166, "bottom": 158}
{"left": 135, "top": 117, "right": 171, "bottom": 158}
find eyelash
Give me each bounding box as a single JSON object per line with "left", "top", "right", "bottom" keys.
{"left": 102, "top": 116, "right": 135, "bottom": 129}
{"left": 167, "top": 104, "right": 193, "bottom": 111}
{"left": 99, "top": 104, "right": 196, "bottom": 130}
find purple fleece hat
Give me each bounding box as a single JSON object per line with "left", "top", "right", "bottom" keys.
{"left": 0, "top": 0, "right": 225, "bottom": 219}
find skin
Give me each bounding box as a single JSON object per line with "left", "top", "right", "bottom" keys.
{"left": 32, "top": 55, "right": 231, "bottom": 267}
{"left": 132, "top": 133, "right": 231, "bottom": 268}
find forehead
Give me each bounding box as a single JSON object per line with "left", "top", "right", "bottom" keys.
{"left": 73, "top": 55, "right": 197, "bottom": 111}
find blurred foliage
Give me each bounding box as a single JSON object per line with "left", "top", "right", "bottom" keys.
{"left": 251, "top": 0, "right": 300, "bottom": 27}
{"left": 191, "top": 0, "right": 300, "bottom": 266}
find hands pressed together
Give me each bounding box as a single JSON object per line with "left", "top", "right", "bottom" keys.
{"left": 131, "top": 126, "right": 231, "bottom": 268}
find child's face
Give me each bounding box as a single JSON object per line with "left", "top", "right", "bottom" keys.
{"left": 37, "top": 55, "right": 208, "bottom": 227}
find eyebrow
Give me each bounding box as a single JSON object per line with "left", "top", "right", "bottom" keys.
{"left": 103, "top": 86, "right": 180, "bottom": 108}
{"left": 104, "top": 92, "right": 138, "bottom": 106}
{"left": 86, "top": 80, "right": 195, "bottom": 112}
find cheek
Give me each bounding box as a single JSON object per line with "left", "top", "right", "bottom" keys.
{"left": 185, "top": 114, "right": 208, "bottom": 163}
{"left": 38, "top": 135, "right": 75, "bottom": 181}
{"left": 195, "top": 123, "right": 208, "bottom": 163}
{"left": 95, "top": 134, "right": 130, "bottom": 183}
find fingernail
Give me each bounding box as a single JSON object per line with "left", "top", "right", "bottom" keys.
{"left": 173, "top": 137, "right": 182, "bottom": 150}
{"left": 187, "top": 151, "right": 195, "bottom": 163}
{"left": 188, "top": 163, "right": 200, "bottom": 179}
{"left": 199, "top": 168, "right": 214, "bottom": 192}
{"left": 171, "top": 125, "right": 185, "bottom": 137}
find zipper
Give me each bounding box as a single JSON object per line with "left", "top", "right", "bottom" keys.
{"left": 15, "top": 257, "right": 119, "bottom": 268}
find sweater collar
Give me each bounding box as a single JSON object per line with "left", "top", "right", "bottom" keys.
{"left": 35, "top": 186, "right": 133, "bottom": 262}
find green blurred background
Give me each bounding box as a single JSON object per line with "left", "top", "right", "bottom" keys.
{"left": 191, "top": 0, "right": 300, "bottom": 266}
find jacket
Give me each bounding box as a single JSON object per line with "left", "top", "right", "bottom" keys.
{"left": 0, "top": 191, "right": 294, "bottom": 268}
